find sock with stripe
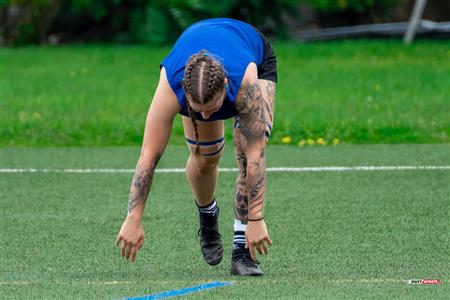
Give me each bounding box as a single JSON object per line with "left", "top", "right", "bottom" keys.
{"left": 196, "top": 198, "right": 218, "bottom": 216}
{"left": 232, "top": 219, "right": 247, "bottom": 253}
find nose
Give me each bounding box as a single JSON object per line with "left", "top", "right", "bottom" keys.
{"left": 201, "top": 112, "right": 211, "bottom": 119}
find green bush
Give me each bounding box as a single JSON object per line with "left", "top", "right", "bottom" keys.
{"left": 2, "top": 0, "right": 406, "bottom": 46}
{"left": 127, "top": 1, "right": 238, "bottom": 45}
{"left": 302, "top": 0, "right": 403, "bottom": 12}
{"left": 1, "top": 0, "right": 299, "bottom": 45}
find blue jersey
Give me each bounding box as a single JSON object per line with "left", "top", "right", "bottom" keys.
{"left": 160, "top": 18, "right": 264, "bottom": 121}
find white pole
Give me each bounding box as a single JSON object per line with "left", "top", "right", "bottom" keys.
{"left": 404, "top": 0, "right": 427, "bottom": 44}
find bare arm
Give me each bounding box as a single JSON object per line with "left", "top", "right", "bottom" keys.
{"left": 127, "top": 67, "right": 180, "bottom": 221}
{"left": 235, "top": 67, "right": 274, "bottom": 220}
{"left": 235, "top": 63, "right": 275, "bottom": 259}
{"left": 116, "top": 67, "right": 180, "bottom": 261}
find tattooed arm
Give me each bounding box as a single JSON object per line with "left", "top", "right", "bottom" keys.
{"left": 235, "top": 67, "right": 275, "bottom": 220}
{"left": 235, "top": 63, "right": 275, "bottom": 259}
{"left": 116, "top": 67, "right": 180, "bottom": 261}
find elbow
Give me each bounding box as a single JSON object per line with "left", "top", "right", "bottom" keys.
{"left": 139, "top": 150, "right": 162, "bottom": 168}
{"left": 247, "top": 162, "right": 260, "bottom": 178}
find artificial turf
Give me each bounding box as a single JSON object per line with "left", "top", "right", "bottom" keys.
{"left": 1, "top": 144, "right": 448, "bottom": 299}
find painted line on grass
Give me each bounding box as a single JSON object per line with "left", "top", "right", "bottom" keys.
{"left": 0, "top": 278, "right": 446, "bottom": 286}
{"left": 1, "top": 165, "right": 449, "bottom": 174}
{"left": 125, "top": 281, "right": 234, "bottom": 300}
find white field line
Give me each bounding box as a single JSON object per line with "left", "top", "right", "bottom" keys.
{"left": 0, "top": 165, "right": 449, "bottom": 173}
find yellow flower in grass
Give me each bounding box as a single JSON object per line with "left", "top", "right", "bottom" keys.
{"left": 317, "top": 138, "right": 326, "bottom": 145}
{"left": 374, "top": 84, "right": 381, "bottom": 91}
{"left": 282, "top": 136, "right": 292, "bottom": 144}
{"left": 298, "top": 139, "right": 306, "bottom": 147}
{"left": 19, "top": 111, "right": 26, "bottom": 122}
{"left": 306, "top": 138, "right": 315, "bottom": 145}
{"left": 332, "top": 138, "right": 340, "bottom": 145}
{"left": 32, "top": 112, "right": 42, "bottom": 119}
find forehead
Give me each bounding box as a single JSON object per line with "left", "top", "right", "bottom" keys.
{"left": 187, "top": 92, "right": 225, "bottom": 110}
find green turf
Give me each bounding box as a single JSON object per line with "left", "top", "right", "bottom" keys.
{"left": 1, "top": 40, "right": 449, "bottom": 146}
{"left": 1, "top": 144, "right": 449, "bottom": 299}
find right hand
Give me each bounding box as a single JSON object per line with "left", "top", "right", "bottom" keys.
{"left": 115, "top": 215, "right": 145, "bottom": 262}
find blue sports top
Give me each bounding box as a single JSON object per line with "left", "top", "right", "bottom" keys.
{"left": 160, "top": 18, "right": 264, "bottom": 121}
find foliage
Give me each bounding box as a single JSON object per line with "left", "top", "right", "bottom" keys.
{"left": 1, "top": 0, "right": 298, "bottom": 45}
{"left": 127, "top": 0, "right": 238, "bottom": 45}
{"left": 301, "top": 0, "right": 404, "bottom": 12}
{"left": 2, "top": 0, "right": 407, "bottom": 46}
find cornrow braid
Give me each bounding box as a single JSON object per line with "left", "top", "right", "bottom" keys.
{"left": 182, "top": 49, "right": 227, "bottom": 148}
{"left": 183, "top": 49, "right": 226, "bottom": 105}
{"left": 186, "top": 100, "right": 200, "bottom": 154}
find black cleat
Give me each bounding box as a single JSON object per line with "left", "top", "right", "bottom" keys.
{"left": 198, "top": 207, "right": 223, "bottom": 265}
{"left": 230, "top": 248, "right": 264, "bottom": 276}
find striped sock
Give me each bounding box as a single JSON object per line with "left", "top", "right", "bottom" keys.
{"left": 197, "top": 199, "right": 218, "bottom": 216}
{"left": 232, "top": 219, "right": 246, "bottom": 250}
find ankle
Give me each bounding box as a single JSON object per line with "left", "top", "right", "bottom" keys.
{"left": 197, "top": 198, "right": 218, "bottom": 216}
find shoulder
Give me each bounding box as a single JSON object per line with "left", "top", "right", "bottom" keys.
{"left": 235, "top": 63, "right": 259, "bottom": 113}
{"left": 149, "top": 67, "right": 181, "bottom": 120}
{"left": 158, "top": 67, "right": 173, "bottom": 91}
{"left": 240, "top": 62, "right": 258, "bottom": 87}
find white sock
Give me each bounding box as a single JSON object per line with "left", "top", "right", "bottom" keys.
{"left": 233, "top": 219, "right": 246, "bottom": 250}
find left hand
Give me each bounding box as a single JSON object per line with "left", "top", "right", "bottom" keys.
{"left": 245, "top": 219, "right": 273, "bottom": 260}
{"left": 115, "top": 214, "right": 145, "bottom": 262}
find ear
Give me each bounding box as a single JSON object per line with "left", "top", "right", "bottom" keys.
{"left": 224, "top": 78, "right": 228, "bottom": 85}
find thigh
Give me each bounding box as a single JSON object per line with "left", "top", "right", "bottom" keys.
{"left": 182, "top": 116, "right": 225, "bottom": 157}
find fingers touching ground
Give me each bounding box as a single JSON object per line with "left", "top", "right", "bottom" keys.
{"left": 246, "top": 239, "right": 272, "bottom": 260}
{"left": 116, "top": 236, "right": 142, "bottom": 262}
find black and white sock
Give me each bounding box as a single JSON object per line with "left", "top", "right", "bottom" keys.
{"left": 232, "top": 219, "right": 246, "bottom": 251}
{"left": 197, "top": 198, "right": 218, "bottom": 216}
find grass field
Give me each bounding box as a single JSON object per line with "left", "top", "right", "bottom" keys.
{"left": 1, "top": 40, "right": 449, "bottom": 146}
{"left": 1, "top": 144, "right": 449, "bottom": 299}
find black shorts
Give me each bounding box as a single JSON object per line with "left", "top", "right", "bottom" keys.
{"left": 253, "top": 27, "right": 278, "bottom": 83}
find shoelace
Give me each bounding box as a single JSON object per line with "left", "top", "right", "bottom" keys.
{"left": 236, "top": 253, "right": 260, "bottom": 266}
{"left": 198, "top": 227, "right": 221, "bottom": 239}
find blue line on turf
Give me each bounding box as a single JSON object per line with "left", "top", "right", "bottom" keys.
{"left": 125, "top": 281, "right": 234, "bottom": 300}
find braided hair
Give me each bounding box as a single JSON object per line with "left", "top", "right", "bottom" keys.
{"left": 182, "top": 49, "right": 227, "bottom": 153}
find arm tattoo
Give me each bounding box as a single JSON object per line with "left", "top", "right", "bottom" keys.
{"left": 235, "top": 82, "right": 267, "bottom": 141}
{"left": 246, "top": 151, "right": 266, "bottom": 220}
{"left": 127, "top": 155, "right": 161, "bottom": 214}
{"left": 234, "top": 141, "right": 248, "bottom": 221}
{"left": 235, "top": 80, "right": 275, "bottom": 220}
{"left": 234, "top": 149, "right": 266, "bottom": 221}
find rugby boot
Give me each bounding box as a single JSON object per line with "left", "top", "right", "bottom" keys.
{"left": 230, "top": 248, "right": 264, "bottom": 276}
{"left": 198, "top": 206, "right": 223, "bottom": 265}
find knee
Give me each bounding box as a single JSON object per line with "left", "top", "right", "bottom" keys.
{"left": 190, "top": 154, "right": 221, "bottom": 173}
{"left": 186, "top": 136, "right": 224, "bottom": 172}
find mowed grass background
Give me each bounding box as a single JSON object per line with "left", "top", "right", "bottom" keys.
{"left": 1, "top": 40, "right": 449, "bottom": 146}
{"left": 1, "top": 144, "right": 449, "bottom": 299}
